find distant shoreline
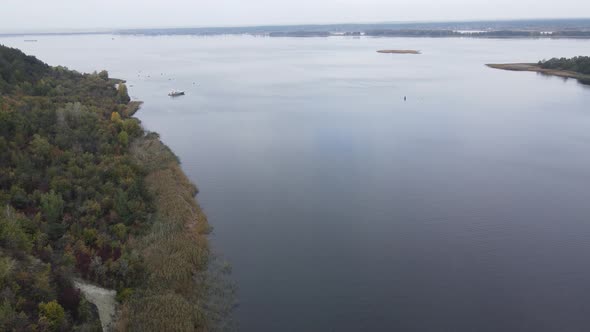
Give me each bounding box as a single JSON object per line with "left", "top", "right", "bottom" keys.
{"left": 3, "top": 18, "right": 590, "bottom": 39}
{"left": 486, "top": 63, "right": 590, "bottom": 84}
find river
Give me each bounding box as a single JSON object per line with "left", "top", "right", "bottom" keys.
{"left": 3, "top": 34, "right": 590, "bottom": 331}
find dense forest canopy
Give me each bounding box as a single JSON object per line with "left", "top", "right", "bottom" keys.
{"left": 0, "top": 44, "right": 151, "bottom": 331}
{"left": 0, "top": 44, "right": 233, "bottom": 331}
{"left": 0, "top": 46, "right": 50, "bottom": 93}
{"left": 538, "top": 56, "right": 590, "bottom": 75}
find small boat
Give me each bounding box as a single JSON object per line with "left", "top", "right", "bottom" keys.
{"left": 168, "top": 90, "right": 185, "bottom": 97}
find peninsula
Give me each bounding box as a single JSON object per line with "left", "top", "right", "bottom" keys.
{"left": 487, "top": 56, "right": 590, "bottom": 85}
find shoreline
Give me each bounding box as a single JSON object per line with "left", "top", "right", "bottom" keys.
{"left": 486, "top": 63, "right": 590, "bottom": 84}
{"left": 116, "top": 127, "right": 221, "bottom": 330}
{"left": 64, "top": 98, "right": 213, "bottom": 331}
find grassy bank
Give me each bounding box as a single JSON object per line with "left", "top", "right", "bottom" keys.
{"left": 115, "top": 132, "right": 234, "bottom": 331}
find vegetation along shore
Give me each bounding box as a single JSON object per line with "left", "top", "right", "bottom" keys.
{"left": 0, "top": 44, "right": 234, "bottom": 331}
{"left": 487, "top": 56, "right": 590, "bottom": 85}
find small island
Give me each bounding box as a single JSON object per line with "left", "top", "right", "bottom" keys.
{"left": 377, "top": 49, "right": 421, "bottom": 54}
{"left": 487, "top": 56, "right": 590, "bottom": 84}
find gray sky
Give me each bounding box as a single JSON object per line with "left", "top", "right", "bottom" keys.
{"left": 1, "top": 0, "right": 587, "bottom": 32}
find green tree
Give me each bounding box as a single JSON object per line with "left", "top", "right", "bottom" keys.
{"left": 117, "top": 83, "right": 130, "bottom": 104}
{"left": 98, "top": 70, "right": 109, "bottom": 80}
{"left": 9, "top": 185, "right": 29, "bottom": 209}
{"left": 114, "top": 189, "right": 130, "bottom": 223}
{"left": 112, "top": 223, "right": 127, "bottom": 240}
{"left": 40, "top": 191, "right": 64, "bottom": 224}
{"left": 0, "top": 256, "right": 15, "bottom": 288}
{"left": 0, "top": 209, "right": 33, "bottom": 252}
{"left": 29, "top": 134, "right": 52, "bottom": 165}
{"left": 118, "top": 131, "right": 129, "bottom": 148}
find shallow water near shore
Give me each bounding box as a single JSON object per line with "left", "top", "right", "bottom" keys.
{"left": 3, "top": 34, "right": 590, "bottom": 331}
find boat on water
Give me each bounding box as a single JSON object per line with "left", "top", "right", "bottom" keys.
{"left": 168, "top": 90, "right": 185, "bottom": 97}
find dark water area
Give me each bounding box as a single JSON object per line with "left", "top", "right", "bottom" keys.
{"left": 4, "top": 35, "right": 590, "bottom": 331}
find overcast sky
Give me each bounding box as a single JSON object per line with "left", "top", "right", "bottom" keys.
{"left": 1, "top": 0, "right": 587, "bottom": 32}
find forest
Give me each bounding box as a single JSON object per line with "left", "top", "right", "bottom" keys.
{"left": 0, "top": 45, "right": 232, "bottom": 331}
{"left": 538, "top": 56, "right": 590, "bottom": 75}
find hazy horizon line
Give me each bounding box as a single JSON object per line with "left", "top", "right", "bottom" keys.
{"left": 1, "top": 16, "right": 589, "bottom": 35}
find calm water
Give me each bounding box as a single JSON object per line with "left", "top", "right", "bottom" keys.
{"left": 4, "top": 35, "right": 590, "bottom": 331}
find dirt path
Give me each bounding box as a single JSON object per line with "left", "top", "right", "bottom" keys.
{"left": 74, "top": 280, "right": 117, "bottom": 331}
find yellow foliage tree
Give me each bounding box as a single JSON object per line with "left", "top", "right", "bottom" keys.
{"left": 111, "top": 112, "right": 122, "bottom": 123}
{"left": 38, "top": 301, "right": 65, "bottom": 331}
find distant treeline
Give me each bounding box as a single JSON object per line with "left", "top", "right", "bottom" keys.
{"left": 262, "top": 29, "right": 590, "bottom": 38}
{"left": 538, "top": 56, "right": 590, "bottom": 75}
{"left": 268, "top": 31, "right": 331, "bottom": 37}
{"left": 228, "top": 29, "right": 590, "bottom": 38}
{"left": 365, "top": 29, "right": 459, "bottom": 37}
{"left": 114, "top": 18, "right": 590, "bottom": 37}
{"left": 363, "top": 29, "right": 590, "bottom": 38}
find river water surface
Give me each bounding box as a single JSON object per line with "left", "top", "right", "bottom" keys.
{"left": 3, "top": 35, "right": 590, "bottom": 331}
